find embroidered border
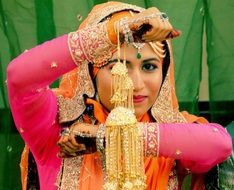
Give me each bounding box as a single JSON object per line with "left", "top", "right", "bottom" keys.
{"left": 78, "top": 22, "right": 117, "bottom": 67}
{"left": 142, "top": 123, "right": 159, "bottom": 157}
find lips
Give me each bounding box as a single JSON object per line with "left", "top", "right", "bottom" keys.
{"left": 133, "top": 95, "right": 147, "bottom": 103}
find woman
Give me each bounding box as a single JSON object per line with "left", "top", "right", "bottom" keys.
{"left": 7, "top": 1, "right": 232, "bottom": 190}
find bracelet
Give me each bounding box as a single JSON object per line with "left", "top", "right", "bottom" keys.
{"left": 71, "top": 129, "right": 95, "bottom": 138}
{"left": 60, "top": 127, "right": 70, "bottom": 136}
{"left": 119, "top": 17, "right": 134, "bottom": 43}
{"left": 96, "top": 123, "right": 106, "bottom": 154}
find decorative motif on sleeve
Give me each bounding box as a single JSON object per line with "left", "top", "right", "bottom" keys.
{"left": 143, "top": 123, "right": 159, "bottom": 157}
{"left": 68, "top": 22, "right": 117, "bottom": 67}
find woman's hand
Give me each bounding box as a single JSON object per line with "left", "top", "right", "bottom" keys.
{"left": 122, "top": 7, "right": 180, "bottom": 42}
{"left": 57, "top": 123, "right": 98, "bottom": 158}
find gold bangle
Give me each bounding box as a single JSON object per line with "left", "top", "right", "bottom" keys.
{"left": 96, "top": 124, "right": 105, "bottom": 154}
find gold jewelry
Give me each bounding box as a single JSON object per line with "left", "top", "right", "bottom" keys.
{"left": 132, "top": 42, "right": 145, "bottom": 59}
{"left": 104, "top": 22, "right": 146, "bottom": 190}
{"left": 96, "top": 124, "right": 106, "bottom": 154}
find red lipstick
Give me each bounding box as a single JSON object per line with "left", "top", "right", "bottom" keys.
{"left": 133, "top": 95, "right": 147, "bottom": 103}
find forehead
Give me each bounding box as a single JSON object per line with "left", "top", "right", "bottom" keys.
{"left": 110, "top": 43, "right": 162, "bottom": 62}
{"left": 111, "top": 43, "right": 161, "bottom": 61}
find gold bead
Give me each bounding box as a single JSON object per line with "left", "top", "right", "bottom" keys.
{"left": 51, "top": 61, "right": 58, "bottom": 68}
{"left": 212, "top": 128, "right": 218, "bottom": 132}
{"left": 175, "top": 149, "right": 182, "bottom": 155}
{"left": 19, "top": 128, "right": 24, "bottom": 133}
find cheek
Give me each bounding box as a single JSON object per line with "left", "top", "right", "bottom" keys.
{"left": 96, "top": 70, "right": 113, "bottom": 110}
{"left": 148, "top": 73, "right": 163, "bottom": 101}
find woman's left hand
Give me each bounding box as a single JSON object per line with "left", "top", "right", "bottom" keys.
{"left": 126, "top": 7, "right": 181, "bottom": 42}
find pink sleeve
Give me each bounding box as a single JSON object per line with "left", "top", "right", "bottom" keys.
{"left": 159, "top": 123, "right": 232, "bottom": 173}
{"left": 7, "top": 34, "right": 76, "bottom": 164}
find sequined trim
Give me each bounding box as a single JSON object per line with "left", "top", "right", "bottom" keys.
{"left": 57, "top": 62, "right": 95, "bottom": 123}
{"left": 143, "top": 123, "right": 159, "bottom": 157}
{"left": 68, "top": 32, "right": 87, "bottom": 65}
{"left": 56, "top": 117, "right": 85, "bottom": 189}
{"left": 151, "top": 41, "right": 187, "bottom": 124}
{"left": 78, "top": 22, "right": 117, "bottom": 67}
{"left": 167, "top": 167, "right": 179, "bottom": 190}
{"left": 57, "top": 156, "right": 83, "bottom": 190}
{"left": 85, "top": 2, "right": 145, "bottom": 27}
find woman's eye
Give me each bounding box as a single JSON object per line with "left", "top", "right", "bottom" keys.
{"left": 105, "top": 63, "right": 115, "bottom": 70}
{"left": 142, "top": 63, "right": 157, "bottom": 71}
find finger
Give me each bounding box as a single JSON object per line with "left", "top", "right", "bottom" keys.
{"left": 57, "top": 136, "right": 65, "bottom": 144}
{"left": 78, "top": 143, "right": 87, "bottom": 151}
{"left": 63, "top": 141, "right": 80, "bottom": 151}
{"left": 151, "top": 19, "right": 168, "bottom": 40}
{"left": 57, "top": 136, "right": 69, "bottom": 147}
{"left": 61, "top": 146, "right": 77, "bottom": 155}
{"left": 69, "top": 134, "right": 80, "bottom": 146}
{"left": 170, "top": 29, "right": 181, "bottom": 38}
{"left": 150, "top": 18, "right": 174, "bottom": 41}
{"left": 142, "top": 16, "right": 168, "bottom": 41}
{"left": 151, "top": 24, "right": 169, "bottom": 41}
{"left": 57, "top": 152, "right": 73, "bottom": 158}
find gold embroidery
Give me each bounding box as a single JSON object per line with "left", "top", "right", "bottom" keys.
{"left": 144, "top": 123, "right": 159, "bottom": 157}
{"left": 85, "top": 3, "right": 144, "bottom": 27}
{"left": 78, "top": 22, "right": 117, "bottom": 67}
{"left": 151, "top": 42, "right": 187, "bottom": 124}
{"left": 167, "top": 167, "right": 179, "bottom": 190}
{"left": 68, "top": 32, "right": 86, "bottom": 65}
{"left": 58, "top": 62, "right": 95, "bottom": 123}
{"left": 57, "top": 156, "right": 83, "bottom": 190}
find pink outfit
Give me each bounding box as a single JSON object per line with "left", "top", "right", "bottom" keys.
{"left": 7, "top": 34, "right": 232, "bottom": 189}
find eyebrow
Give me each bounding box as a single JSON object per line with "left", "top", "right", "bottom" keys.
{"left": 107, "top": 59, "right": 130, "bottom": 64}
{"left": 107, "top": 57, "right": 160, "bottom": 65}
{"left": 142, "top": 58, "right": 160, "bottom": 63}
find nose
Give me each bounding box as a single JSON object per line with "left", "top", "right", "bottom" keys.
{"left": 130, "top": 70, "right": 145, "bottom": 92}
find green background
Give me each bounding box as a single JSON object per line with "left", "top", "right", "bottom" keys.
{"left": 0, "top": 0, "right": 233, "bottom": 189}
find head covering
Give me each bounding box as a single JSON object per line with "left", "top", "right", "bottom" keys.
{"left": 54, "top": 1, "right": 186, "bottom": 125}
{"left": 54, "top": 2, "right": 207, "bottom": 190}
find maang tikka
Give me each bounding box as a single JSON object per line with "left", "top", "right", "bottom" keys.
{"left": 132, "top": 42, "right": 145, "bottom": 59}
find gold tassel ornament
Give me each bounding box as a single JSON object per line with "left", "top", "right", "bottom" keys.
{"left": 104, "top": 22, "right": 146, "bottom": 190}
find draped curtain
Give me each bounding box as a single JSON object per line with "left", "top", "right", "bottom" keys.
{"left": 0, "top": 0, "right": 233, "bottom": 189}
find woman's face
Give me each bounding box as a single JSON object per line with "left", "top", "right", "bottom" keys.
{"left": 96, "top": 43, "right": 163, "bottom": 119}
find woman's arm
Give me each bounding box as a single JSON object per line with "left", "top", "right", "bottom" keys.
{"left": 7, "top": 22, "right": 116, "bottom": 163}
{"left": 57, "top": 121, "right": 232, "bottom": 173}
{"left": 7, "top": 34, "right": 76, "bottom": 163}
{"left": 143, "top": 122, "right": 232, "bottom": 173}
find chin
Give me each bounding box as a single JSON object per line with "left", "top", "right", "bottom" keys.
{"left": 135, "top": 111, "right": 145, "bottom": 120}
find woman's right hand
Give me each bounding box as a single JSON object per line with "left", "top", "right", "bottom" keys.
{"left": 57, "top": 123, "right": 98, "bottom": 158}
{"left": 57, "top": 133, "right": 86, "bottom": 158}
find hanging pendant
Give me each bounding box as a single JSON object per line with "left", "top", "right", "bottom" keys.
{"left": 137, "top": 52, "right": 141, "bottom": 59}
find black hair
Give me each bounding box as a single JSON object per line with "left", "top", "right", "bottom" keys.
{"left": 162, "top": 40, "right": 170, "bottom": 82}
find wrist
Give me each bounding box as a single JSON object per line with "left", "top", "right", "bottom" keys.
{"left": 68, "top": 22, "right": 117, "bottom": 68}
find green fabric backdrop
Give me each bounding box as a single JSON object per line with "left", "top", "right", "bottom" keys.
{"left": 0, "top": 0, "right": 233, "bottom": 189}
